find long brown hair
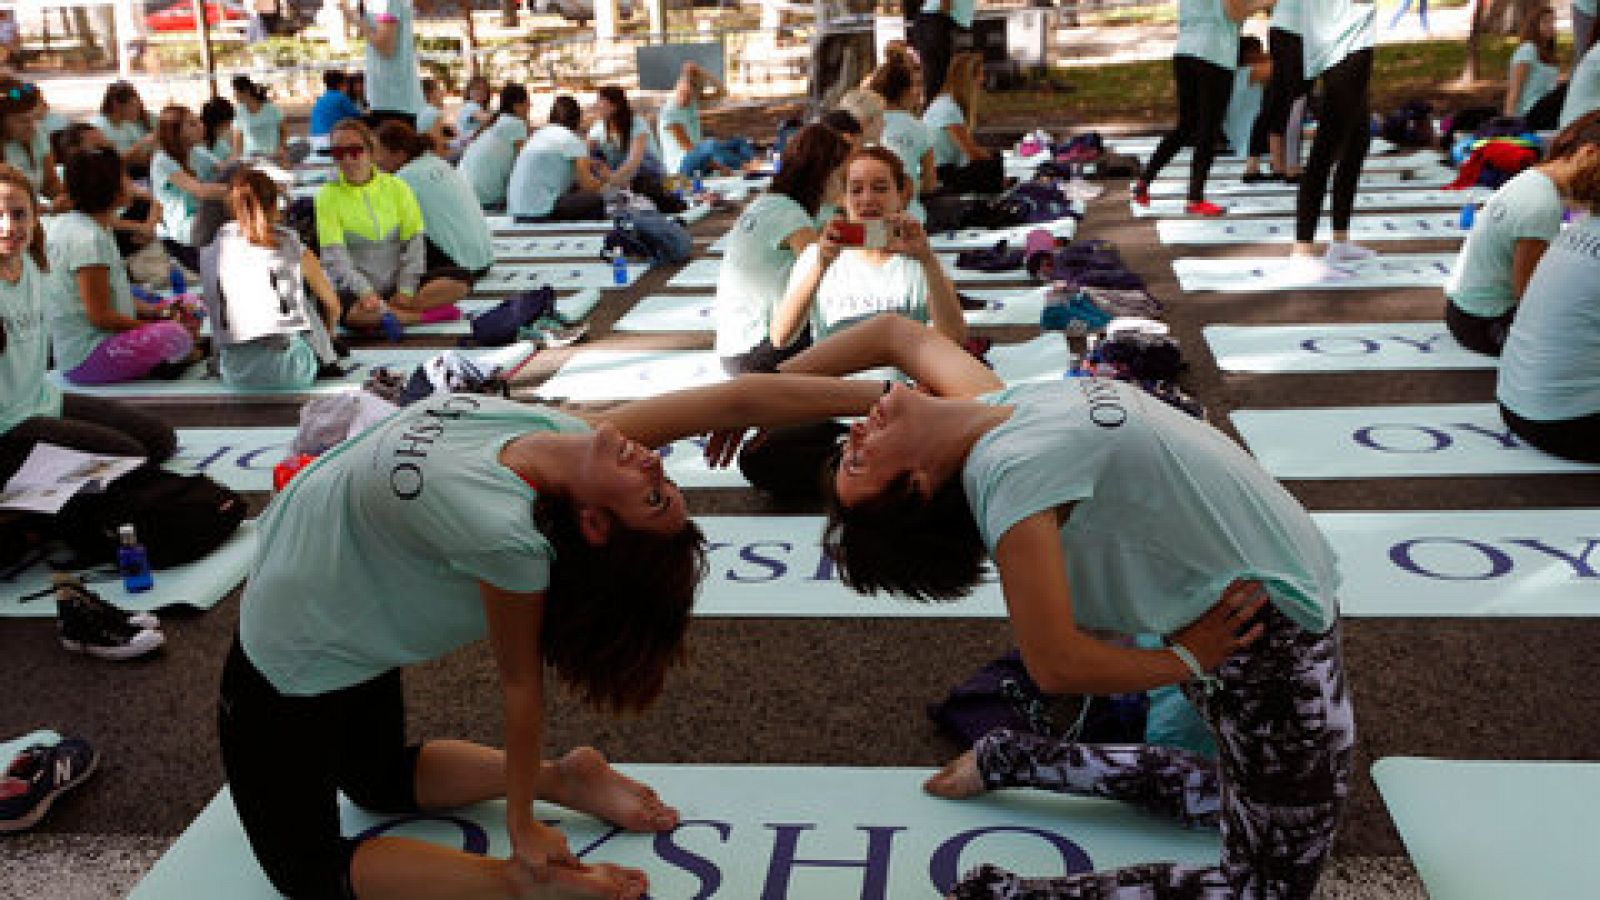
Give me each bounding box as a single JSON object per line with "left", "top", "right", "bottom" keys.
{"left": 1519, "top": 5, "right": 1558, "bottom": 66}
{"left": 0, "top": 78, "right": 39, "bottom": 169}
{"left": 0, "top": 161, "right": 48, "bottom": 272}
{"left": 156, "top": 105, "right": 197, "bottom": 176}
{"left": 867, "top": 52, "right": 919, "bottom": 110}
{"left": 596, "top": 85, "right": 633, "bottom": 148}
{"left": 375, "top": 120, "right": 434, "bottom": 165}
{"left": 229, "top": 167, "right": 281, "bottom": 249}
{"left": 943, "top": 52, "right": 982, "bottom": 128}
{"left": 769, "top": 123, "right": 851, "bottom": 217}
{"left": 1548, "top": 109, "right": 1600, "bottom": 211}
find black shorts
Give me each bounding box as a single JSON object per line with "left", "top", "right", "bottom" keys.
{"left": 218, "top": 636, "right": 421, "bottom": 900}
{"left": 422, "top": 237, "right": 489, "bottom": 288}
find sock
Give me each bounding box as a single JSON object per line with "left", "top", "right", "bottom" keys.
{"left": 419, "top": 304, "right": 462, "bottom": 324}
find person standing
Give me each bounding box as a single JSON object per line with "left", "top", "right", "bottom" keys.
{"left": 349, "top": 0, "right": 426, "bottom": 126}
{"left": 908, "top": 0, "right": 973, "bottom": 102}
{"left": 1259, "top": 0, "right": 1309, "bottom": 182}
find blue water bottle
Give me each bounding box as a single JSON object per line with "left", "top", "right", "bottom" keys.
{"left": 691, "top": 173, "right": 704, "bottom": 195}
{"left": 169, "top": 265, "right": 186, "bottom": 297}
{"left": 117, "top": 524, "right": 154, "bottom": 593}
{"left": 1458, "top": 203, "right": 1476, "bottom": 230}
{"left": 610, "top": 248, "right": 628, "bottom": 285}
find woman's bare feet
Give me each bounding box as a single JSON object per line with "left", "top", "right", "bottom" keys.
{"left": 550, "top": 747, "right": 679, "bottom": 832}
{"left": 515, "top": 860, "right": 648, "bottom": 899}
{"left": 924, "top": 750, "right": 987, "bottom": 799}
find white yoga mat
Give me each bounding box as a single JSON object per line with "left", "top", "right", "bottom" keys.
{"left": 535, "top": 333, "right": 1072, "bottom": 401}
{"left": 477, "top": 262, "right": 644, "bottom": 293}
{"left": 1132, "top": 189, "right": 1486, "bottom": 218}
{"left": 1373, "top": 757, "right": 1600, "bottom": 900}
{"left": 1110, "top": 135, "right": 1397, "bottom": 159}
{"left": 706, "top": 217, "right": 1080, "bottom": 255}
{"left": 491, "top": 235, "right": 606, "bottom": 260}
{"left": 0, "top": 521, "right": 258, "bottom": 618}
{"left": 1158, "top": 214, "right": 1466, "bottom": 246}
{"left": 1203, "top": 322, "right": 1489, "bottom": 372}
{"left": 669, "top": 255, "right": 1033, "bottom": 289}
{"left": 1146, "top": 169, "right": 1437, "bottom": 198}
{"left": 133, "top": 766, "right": 1220, "bottom": 900}
{"left": 48, "top": 343, "right": 537, "bottom": 401}
{"left": 612, "top": 288, "right": 1047, "bottom": 332}
{"left": 486, "top": 202, "right": 712, "bottom": 234}
{"left": 1135, "top": 149, "right": 1440, "bottom": 177}
{"left": 1232, "top": 405, "right": 1600, "bottom": 478}
{"left": 1315, "top": 509, "right": 1600, "bottom": 616}
{"left": 1172, "top": 253, "right": 1455, "bottom": 292}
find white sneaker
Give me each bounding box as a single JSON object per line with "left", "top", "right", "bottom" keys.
{"left": 1276, "top": 255, "right": 1352, "bottom": 286}
{"left": 1325, "top": 242, "right": 1377, "bottom": 265}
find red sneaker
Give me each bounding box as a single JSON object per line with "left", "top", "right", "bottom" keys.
{"left": 1184, "top": 201, "right": 1226, "bottom": 217}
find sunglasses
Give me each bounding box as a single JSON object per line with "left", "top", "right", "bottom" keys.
{"left": 329, "top": 144, "right": 366, "bottom": 160}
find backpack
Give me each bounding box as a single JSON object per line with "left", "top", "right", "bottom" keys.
{"left": 927, "top": 650, "right": 1148, "bottom": 748}
{"left": 603, "top": 209, "right": 692, "bottom": 265}
{"left": 967, "top": 180, "right": 1080, "bottom": 229}
{"left": 1379, "top": 100, "right": 1436, "bottom": 148}
{"left": 52, "top": 467, "right": 247, "bottom": 570}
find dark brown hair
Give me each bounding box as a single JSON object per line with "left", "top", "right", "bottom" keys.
{"left": 375, "top": 119, "right": 434, "bottom": 164}
{"left": 0, "top": 78, "right": 39, "bottom": 169}
{"left": 867, "top": 52, "right": 918, "bottom": 109}
{"left": 822, "top": 452, "right": 985, "bottom": 602}
{"left": 156, "top": 105, "right": 196, "bottom": 176}
{"left": 1519, "top": 5, "right": 1557, "bottom": 66}
{"left": 533, "top": 497, "right": 708, "bottom": 713}
{"left": 0, "top": 161, "right": 48, "bottom": 272}
{"left": 770, "top": 124, "right": 852, "bottom": 217}
{"left": 230, "top": 167, "right": 281, "bottom": 248}
{"left": 64, "top": 146, "right": 126, "bottom": 215}
{"left": 844, "top": 144, "right": 911, "bottom": 199}
{"left": 1548, "top": 109, "right": 1600, "bottom": 211}
{"left": 596, "top": 85, "right": 633, "bottom": 150}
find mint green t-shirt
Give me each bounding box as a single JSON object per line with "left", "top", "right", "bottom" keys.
{"left": 1561, "top": 45, "right": 1600, "bottom": 128}
{"left": 242, "top": 394, "right": 584, "bottom": 696}
{"left": 1300, "top": 0, "right": 1375, "bottom": 79}
{"left": 923, "top": 95, "right": 969, "bottom": 169}
{"left": 89, "top": 114, "right": 147, "bottom": 157}
{"left": 45, "top": 212, "right": 136, "bottom": 374}
{"left": 397, "top": 153, "right": 494, "bottom": 271}
{"left": 365, "top": 0, "right": 427, "bottom": 116}
{"left": 0, "top": 256, "right": 61, "bottom": 434}
{"left": 460, "top": 115, "right": 529, "bottom": 208}
{"left": 715, "top": 192, "right": 816, "bottom": 356}
{"left": 790, "top": 243, "right": 932, "bottom": 342}
{"left": 1223, "top": 67, "right": 1264, "bottom": 156}
{"left": 417, "top": 104, "right": 442, "bottom": 135}
{"left": 587, "top": 117, "right": 660, "bottom": 171}
{"left": 4, "top": 129, "right": 49, "bottom": 193}
{"left": 1497, "top": 220, "right": 1600, "bottom": 422}
{"left": 220, "top": 335, "right": 319, "bottom": 390}
{"left": 881, "top": 110, "right": 931, "bottom": 222}
{"left": 919, "top": 0, "right": 975, "bottom": 27}
{"left": 1445, "top": 168, "right": 1562, "bottom": 318}
{"left": 506, "top": 124, "right": 587, "bottom": 218}
{"left": 151, "top": 148, "right": 215, "bottom": 246}
{"left": 1510, "top": 42, "right": 1560, "bottom": 118}
{"left": 1269, "top": 0, "right": 1303, "bottom": 33}
{"left": 1174, "top": 0, "right": 1240, "bottom": 71}
{"left": 235, "top": 101, "right": 284, "bottom": 157}
{"left": 657, "top": 98, "right": 702, "bottom": 175}
{"left": 963, "top": 380, "right": 1340, "bottom": 637}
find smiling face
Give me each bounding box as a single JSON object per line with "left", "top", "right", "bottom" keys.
{"left": 843, "top": 154, "right": 906, "bottom": 222}
{"left": 574, "top": 423, "right": 688, "bottom": 541}
{"left": 833, "top": 384, "right": 929, "bottom": 509}
{"left": 330, "top": 126, "right": 375, "bottom": 184}
{"left": 0, "top": 179, "right": 34, "bottom": 263}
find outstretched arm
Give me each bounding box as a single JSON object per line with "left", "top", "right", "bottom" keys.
{"left": 778, "top": 313, "right": 1002, "bottom": 399}
{"left": 588, "top": 373, "right": 884, "bottom": 448}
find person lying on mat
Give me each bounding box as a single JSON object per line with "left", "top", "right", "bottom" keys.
{"left": 506, "top": 96, "right": 609, "bottom": 222}
{"left": 459, "top": 83, "right": 531, "bottom": 211}
{"left": 315, "top": 119, "right": 471, "bottom": 336}
{"left": 744, "top": 314, "right": 1352, "bottom": 899}
{"left": 715, "top": 123, "right": 851, "bottom": 376}
{"left": 199, "top": 168, "right": 347, "bottom": 390}
{"left": 866, "top": 49, "right": 936, "bottom": 224}
{"left": 657, "top": 60, "right": 756, "bottom": 178}
{"left": 0, "top": 161, "right": 176, "bottom": 484}
{"left": 1444, "top": 110, "right": 1600, "bottom": 356}
{"left": 373, "top": 121, "right": 494, "bottom": 292}
{"left": 219, "top": 374, "right": 892, "bottom": 900}
{"left": 46, "top": 148, "right": 198, "bottom": 386}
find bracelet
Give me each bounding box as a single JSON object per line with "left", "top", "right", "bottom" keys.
{"left": 1169, "top": 641, "right": 1223, "bottom": 696}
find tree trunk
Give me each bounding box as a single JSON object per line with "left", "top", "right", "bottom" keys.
{"left": 500, "top": 0, "right": 518, "bottom": 29}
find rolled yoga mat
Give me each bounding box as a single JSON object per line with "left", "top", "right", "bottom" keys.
{"left": 1171, "top": 253, "right": 1455, "bottom": 292}
{"left": 1202, "top": 322, "right": 1488, "bottom": 373}
{"left": 1158, "top": 213, "right": 1465, "bottom": 246}
{"left": 612, "top": 288, "right": 1048, "bottom": 332}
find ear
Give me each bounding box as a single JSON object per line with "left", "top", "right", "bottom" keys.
{"left": 576, "top": 504, "right": 613, "bottom": 547}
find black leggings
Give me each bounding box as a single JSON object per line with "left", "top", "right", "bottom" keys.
{"left": 1261, "top": 28, "right": 1310, "bottom": 157}
{"left": 1140, "top": 55, "right": 1235, "bottom": 203}
{"left": 1500, "top": 403, "right": 1600, "bottom": 463}
{"left": 1296, "top": 48, "right": 1373, "bottom": 242}
{"left": 1444, "top": 300, "right": 1512, "bottom": 357}
{"left": 1525, "top": 83, "right": 1569, "bottom": 131}
{"left": 0, "top": 393, "right": 175, "bottom": 484}
{"left": 218, "top": 637, "right": 423, "bottom": 900}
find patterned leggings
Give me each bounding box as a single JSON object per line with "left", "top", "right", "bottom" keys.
{"left": 66, "top": 321, "right": 193, "bottom": 386}
{"left": 955, "top": 607, "right": 1355, "bottom": 900}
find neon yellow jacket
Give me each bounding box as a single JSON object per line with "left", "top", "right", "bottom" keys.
{"left": 313, "top": 169, "right": 426, "bottom": 297}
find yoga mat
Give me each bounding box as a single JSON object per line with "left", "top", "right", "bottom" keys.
{"left": 612, "top": 288, "right": 1047, "bottom": 332}
{"left": 1158, "top": 213, "right": 1465, "bottom": 245}
{"left": 0, "top": 521, "right": 258, "bottom": 618}
{"left": 668, "top": 255, "right": 1035, "bottom": 289}
{"left": 48, "top": 343, "right": 537, "bottom": 401}
{"left": 477, "top": 262, "right": 644, "bottom": 293}
{"left": 1110, "top": 135, "right": 1397, "bottom": 159}
{"left": 1203, "top": 322, "right": 1489, "bottom": 372}
{"left": 535, "top": 333, "right": 1072, "bottom": 401}
{"left": 133, "top": 766, "right": 1219, "bottom": 900}
{"left": 706, "top": 217, "right": 1080, "bottom": 254}
{"left": 1315, "top": 509, "right": 1600, "bottom": 616}
{"left": 486, "top": 202, "right": 712, "bottom": 234}
{"left": 1139, "top": 150, "right": 1439, "bottom": 177}
{"left": 1171, "top": 253, "right": 1455, "bottom": 292}
{"left": 1231, "top": 405, "right": 1600, "bottom": 478}
{"left": 1146, "top": 169, "right": 1436, "bottom": 197}
{"left": 1373, "top": 758, "right": 1600, "bottom": 900}
{"left": 1131, "top": 189, "right": 1487, "bottom": 219}
{"left": 491, "top": 235, "right": 606, "bottom": 260}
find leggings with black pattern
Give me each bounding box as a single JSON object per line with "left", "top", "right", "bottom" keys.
{"left": 953, "top": 605, "right": 1354, "bottom": 900}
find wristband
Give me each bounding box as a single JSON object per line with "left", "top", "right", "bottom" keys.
{"left": 1169, "top": 641, "right": 1222, "bottom": 696}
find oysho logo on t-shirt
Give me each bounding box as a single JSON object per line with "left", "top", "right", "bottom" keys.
{"left": 387, "top": 394, "right": 483, "bottom": 499}
{"left": 1077, "top": 378, "right": 1129, "bottom": 429}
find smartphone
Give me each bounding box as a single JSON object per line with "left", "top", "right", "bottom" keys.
{"left": 833, "top": 220, "right": 889, "bottom": 249}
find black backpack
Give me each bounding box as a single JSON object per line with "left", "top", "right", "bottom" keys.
{"left": 53, "top": 467, "right": 247, "bottom": 569}
{"left": 1380, "top": 100, "right": 1436, "bottom": 148}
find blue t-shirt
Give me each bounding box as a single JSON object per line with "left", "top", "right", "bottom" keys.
{"left": 241, "top": 395, "right": 585, "bottom": 696}
{"left": 1510, "top": 42, "right": 1560, "bottom": 118}
{"left": 309, "top": 90, "right": 362, "bottom": 137}
{"left": 397, "top": 153, "right": 494, "bottom": 271}
{"left": 1174, "top": 0, "right": 1240, "bottom": 71}
{"left": 963, "top": 380, "right": 1340, "bottom": 637}
{"left": 715, "top": 192, "right": 816, "bottom": 356}
{"left": 234, "top": 101, "right": 284, "bottom": 157}
{"left": 1561, "top": 43, "right": 1600, "bottom": 128}
{"left": 1497, "top": 219, "right": 1600, "bottom": 422}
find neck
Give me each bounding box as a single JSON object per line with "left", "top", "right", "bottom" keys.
{"left": 0, "top": 252, "right": 23, "bottom": 283}
{"left": 499, "top": 431, "right": 590, "bottom": 498}
{"left": 919, "top": 396, "right": 1012, "bottom": 486}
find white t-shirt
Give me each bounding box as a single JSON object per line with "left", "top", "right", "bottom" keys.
{"left": 1497, "top": 219, "right": 1600, "bottom": 422}
{"left": 789, "top": 242, "right": 932, "bottom": 342}
{"left": 922, "top": 95, "right": 969, "bottom": 169}
{"left": 881, "top": 110, "right": 931, "bottom": 221}
{"left": 715, "top": 192, "right": 816, "bottom": 356}
{"left": 1445, "top": 168, "right": 1562, "bottom": 318}
{"left": 506, "top": 124, "right": 587, "bottom": 218}
{"left": 459, "top": 115, "right": 529, "bottom": 208}
{"left": 1510, "top": 42, "right": 1560, "bottom": 118}
{"left": 963, "top": 380, "right": 1340, "bottom": 637}
{"left": 89, "top": 114, "right": 148, "bottom": 157}
{"left": 45, "top": 212, "right": 136, "bottom": 374}
{"left": 657, "top": 98, "right": 702, "bottom": 175}
{"left": 0, "top": 256, "right": 61, "bottom": 434}
{"left": 151, "top": 148, "right": 215, "bottom": 245}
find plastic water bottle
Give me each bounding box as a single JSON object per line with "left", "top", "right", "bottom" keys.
{"left": 691, "top": 173, "right": 703, "bottom": 195}
{"left": 1458, "top": 203, "right": 1477, "bottom": 230}
{"left": 769, "top": 147, "right": 782, "bottom": 174}
{"left": 610, "top": 248, "right": 628, "bottom": 285}
{"left": 168, "top": 265, "right": 186, "bottom": 297}
{"left": 117, "top": 524, "right": 154, "bottom": 593}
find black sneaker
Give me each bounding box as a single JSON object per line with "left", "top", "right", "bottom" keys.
{"left": 0, "top": 739, "right": 99, "bottom": 833}
{"left": 55, "top": 575, "right": 164, "bottom": 660}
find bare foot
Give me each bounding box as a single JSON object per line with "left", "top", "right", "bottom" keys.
{"left": 924, "top": 750, "right": 987, "bottom": 799}
{"left": 551, "top": 746, "right": 679, "bottom": 832}
{"left": 516, "top": 861, "right": 647, "bottom": 900}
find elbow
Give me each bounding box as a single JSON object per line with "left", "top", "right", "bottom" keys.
{"left": 1025, "top": 658, "right": 1078, "bottom": 695}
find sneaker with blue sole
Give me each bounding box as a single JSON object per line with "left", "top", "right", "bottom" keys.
{"left": 0, "top": 739, "right": 99, "bottom": 833}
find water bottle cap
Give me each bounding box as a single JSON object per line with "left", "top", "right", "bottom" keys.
{"left": 119, "top": 524, "right": 137, "bottom": 543}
